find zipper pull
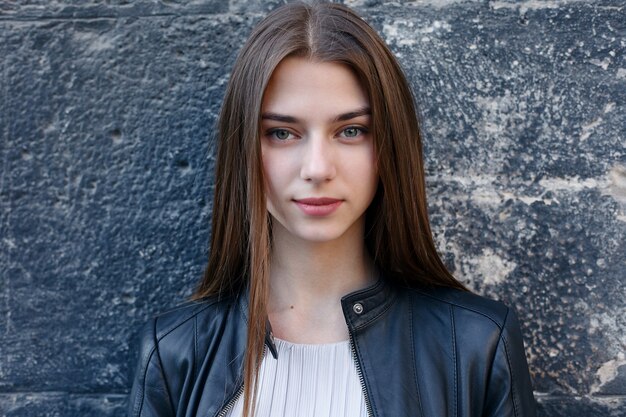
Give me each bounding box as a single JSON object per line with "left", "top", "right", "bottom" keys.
{"left": 265, "top": 319, "right": 278, "bottom": 359}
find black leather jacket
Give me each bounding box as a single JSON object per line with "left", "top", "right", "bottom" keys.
{"left": 128, "top": 278, "right": 536, "bottom": 417}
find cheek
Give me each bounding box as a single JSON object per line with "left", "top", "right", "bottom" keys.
{"left": 361, "top": 148, "right": 379, "bottom": 201}
{"left": 261, "top": 150, "right": 286, "bottom": 196}
{"left": 350, "top": 146, "right": 378, "bottom": 183}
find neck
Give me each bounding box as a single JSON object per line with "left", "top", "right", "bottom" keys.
{"left": 267, "top": 219, "right": 376, "bottom": 342}
{"left": 271, "top": 227, "right": 374, "bottom": 303}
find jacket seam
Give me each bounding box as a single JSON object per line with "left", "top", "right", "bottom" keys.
{"left": 499, "top": 308, "right": 521, "bottom": 417}
{"left": 415, "top": 290, "right": 506, "bottom": 330}
{"left": 135, "top": 343, "right": 156, "bottom": 416}
{"left": 238, "top": 296, "right": 249, "bottom": 324}
{"left": 193, "top": 315, "right": 198, "bottom": 385}
{"left": 450, "top": 305, "right": 458, "bottom": 417}
{"left": 154, "top": 316, "right": 177, "bottom": 415}
{"left": 156, "top": 300, "right": 221, "bottom": 342}
{"left": 409, "top": 294, "right": 425, "bottom": 417}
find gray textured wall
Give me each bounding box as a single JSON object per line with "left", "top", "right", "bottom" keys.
{"left": 1, "top": 0, "right": 624, "bottom": 416}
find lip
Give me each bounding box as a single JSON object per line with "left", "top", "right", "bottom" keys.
{"left": 293, "top": 197, "right": 343, "bottom": 216}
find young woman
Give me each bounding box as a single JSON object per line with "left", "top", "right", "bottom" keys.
{"left": 128, "top": 2, "right": 536, "bottom": 417}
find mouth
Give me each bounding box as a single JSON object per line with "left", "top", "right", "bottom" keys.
{"left": 293, "top": 197, "right": 343, "bottom": 216}
{"left": 294, "top": 197, "right": 342, "bottom": 205}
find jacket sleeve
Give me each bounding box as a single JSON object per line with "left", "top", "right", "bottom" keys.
{"left": 483, "top": 307, "right": 537, "bottom": 417}
{"left": 128, "top": 318, "right": 176, "bottom": 417}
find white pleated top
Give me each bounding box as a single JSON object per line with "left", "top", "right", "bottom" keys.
{"left": 224, "top": 338, "right": 368, "bottom": 417}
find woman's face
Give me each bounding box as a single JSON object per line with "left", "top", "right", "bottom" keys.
{"left": 260, "top": 57, "right": 378, "bottom": 244}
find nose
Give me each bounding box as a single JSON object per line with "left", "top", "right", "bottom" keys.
{"left": 300, "top": 134, "right": 336, "bottom": 182}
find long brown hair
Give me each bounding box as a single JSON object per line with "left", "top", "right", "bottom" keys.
{"left": 193, "top": 2, "right": 467, "bottom": 415}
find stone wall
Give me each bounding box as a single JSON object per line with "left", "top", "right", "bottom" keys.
{"left": 1, "top": 0, "right": 624, "bottom": 416}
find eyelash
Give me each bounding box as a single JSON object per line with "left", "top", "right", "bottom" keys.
{"left": 266, "top": 126, "right": 368, "bottom": 142}
{"left": 267, "top": 129, "right": 296, "bottom": 141}
{"left": 339, "top": 126, "right": 368, "bottom": 138}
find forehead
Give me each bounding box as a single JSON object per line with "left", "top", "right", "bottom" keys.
{"left": 261, "top": 57, "right": 369, "bottom": 116}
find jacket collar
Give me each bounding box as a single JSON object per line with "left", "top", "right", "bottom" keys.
{"left": 236, "top": 273, "right": 396, "bottom": 358}
{"left": 341, "top": 275, "right": 396, "bottom": 331}
{"left": 235, "top": 285, "right": 280, "bottom": 359}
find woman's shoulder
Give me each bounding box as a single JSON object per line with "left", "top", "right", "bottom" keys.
{"left": 134, "top": 293, "right": 240, "bottom": 352}
{"left": 403, "top": 284, "right": 515, "bottom": 331}
{"left": 128, "top": 294, "right": 246, "bottom": 417}
{"left": 155, "top": 295, "right": 236, "bottom": 337}
{"left": 399, "top": 284, "right": 529, "bottom": 366}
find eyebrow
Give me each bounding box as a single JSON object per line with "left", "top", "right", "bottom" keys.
{"left": 261, "top": 107, "right": 371, "bottom": 124}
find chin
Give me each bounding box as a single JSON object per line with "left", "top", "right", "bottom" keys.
{"left": 291, "top": 225, "right": 353, "bottom": 244}
{"left": 303, "top": 235, "right": 345, "bottom": 244}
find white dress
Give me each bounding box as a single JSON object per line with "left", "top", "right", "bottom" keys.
{"left": 225, "top": 338, "right": 368, "bottom": 417}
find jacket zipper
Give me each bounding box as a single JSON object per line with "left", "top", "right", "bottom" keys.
{"left": 217, "top": 341, "right": 371, "bottom": 417}
{"left": 349, "top": 331, "right": 374, "bottom": 417}
{"left": 216, "top": 343, "right": 269, "bottom": 417}
{"left": 215, "top": 383, "right": 244, "bottom": 417}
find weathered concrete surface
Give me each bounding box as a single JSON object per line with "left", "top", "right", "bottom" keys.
{"left": 0, "top": 394, "right": 127, "bottom": 417}
{"left": 1, "top": 4, "right": 250, "bottom": 415}
{"left": 360, "top": 1, "right": 626, "bottom": 415}
{"left": 1, "top": 0, "right": 624, "bottom": 416}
